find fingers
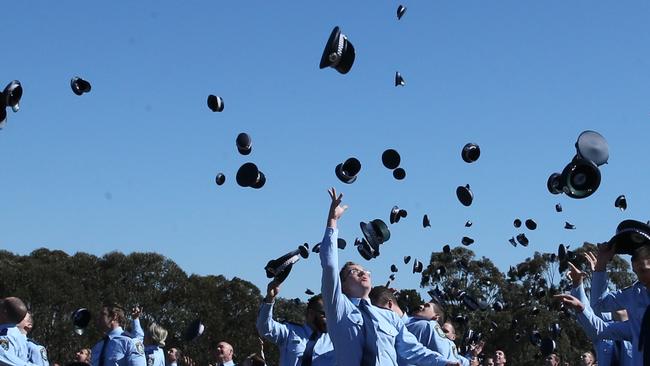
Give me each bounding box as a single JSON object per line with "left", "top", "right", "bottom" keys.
{"left": 567, "top": 261, "right": 580, "bottom": 273}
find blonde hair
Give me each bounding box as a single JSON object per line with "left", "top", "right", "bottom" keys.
{"left": 148, "top": 323, "right": 168, "bottom": 347}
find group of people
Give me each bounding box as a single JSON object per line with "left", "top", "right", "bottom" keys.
{"left": 0, "top": 187, "right": 648, "bottom": 365}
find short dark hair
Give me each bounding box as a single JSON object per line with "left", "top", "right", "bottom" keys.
{"left": 631, "top": 245, "right": 650, "bottom": 263}
{"left": 306, "top": 294, "right": 323, "bottom": 311}
{"left": 102, "top": 303, "right": 127, "bottom": 327}
{"left": 369, "top": 286, "right": 397, "bottom": 308}
{"left": 339, "top": 261, "right": 359, "bottom": 282}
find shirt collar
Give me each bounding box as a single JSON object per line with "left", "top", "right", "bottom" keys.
{"left": 107, "top": 326, "right": 124, "bottom": 337}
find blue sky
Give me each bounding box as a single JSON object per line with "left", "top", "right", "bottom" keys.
{"left": 2, "top": 1, "right": 650, "bottom": 300}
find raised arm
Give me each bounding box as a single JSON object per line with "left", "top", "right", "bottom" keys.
{"left": 256, "top": 280, "right": 290, "bottom": 345}
{"left": 131, "top": 306, "right": 144, "bottom": 341}
{"left": 590, "top": 243, "right": 623, "bottom": 313}
{"left": 554, "top": 294, "right": 632, "bottom": 342}
{"left": 394, "top": 321, "right": 460, "bottom": 366}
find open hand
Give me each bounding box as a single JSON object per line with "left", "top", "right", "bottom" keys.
{"left": 567, "top": 262, "right": 586, "bottom": 287}
{"left": 327, "top": 187, "right": 348, "bottom": 227}
{"left": 553, "top": 294, "right": 585, "bottom": 312}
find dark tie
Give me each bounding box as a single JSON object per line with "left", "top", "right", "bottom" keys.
{"left": 612, "top": 340, "right": 621, "bottom": 366}
{"left": 301, "top": 331, "right": 319, "bottom": 366}
{"left": 358, "top": 299, "right": 378, "bottom": 366}
{"left": 640, "top": 304, "right": 650, "bottom": 365}
{"left": 98, "top": 335, "right": 109, "bottom": 366}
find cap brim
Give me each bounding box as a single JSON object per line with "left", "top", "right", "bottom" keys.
{"left": 320, "top": 27, "right": 341, "bottom": 69}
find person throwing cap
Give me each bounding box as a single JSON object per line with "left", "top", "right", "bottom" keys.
{"left": 91, "top": 304, "right": 146, "bottom": 366}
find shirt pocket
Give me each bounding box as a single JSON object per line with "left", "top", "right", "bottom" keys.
{"left": 346, "top": 312, "right": 364, "bottom": 328}
{"left": 377, "top": 321, "right": 398, "bottom": 340}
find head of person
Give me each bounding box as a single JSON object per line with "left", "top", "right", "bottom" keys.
{"left": 240, "top": 354, "right": 265, "bottom": 366}
{"left": 166, "top": 348, "right": 180, "bottom": 364}
{"left": 484, "top": 358, "right": 494, "bottom": 366}
{"left": 441, "top": 321, "right": 457, "bottom": 341}
{"left": 17, "top": 311, "right": 33, "bottom": 335}
{"left": 579, "top": 351, "right": 595, "bottom": 366}
{"left": 494, "top": 350, "right": 506, "bottom": 365}
{"left": 412, "top": 302, "right": 445, "bottom": 323}
{"left": 631, "top": 245, "right": 650, "bottom": 287}
{"left": 305, "top": 295, "right": 327, "bottom": 333}
{"left": 145, "top": 323, "right": 168, "bottom": 347}
{"left": 96, "top": 304, "right": 127, "bottom": 333}
{"left": 214, "top": 341, "right": 234, "bottom": 364}
{"left": 0, "top": 297, "right": 28, "bottom": 324}
{"left": 369, "top": 286, "right": 403, "bottom": 316}
{"left": 74, "top": 348, "right": 92, "bottom": 363}
{"left": 339, "top": 262, "right": 372, "bottom": 299}
{"left": 544, "top": 353, "right": 560, "bottom": 366}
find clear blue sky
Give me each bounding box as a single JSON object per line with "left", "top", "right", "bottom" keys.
{"left": 2, "top": 1, "right": 649, "bottom": 300}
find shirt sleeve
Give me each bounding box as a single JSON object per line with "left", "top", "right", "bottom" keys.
{"left": 127, "top": 339, "right": 146, "bottom": 366}
{"left": 320, "top": 228, "right": 354, "bottom": 327}
{"left": 590, "top": 271, "right": 623, "bottom": 314}
{"left": 131, "top": 319, "right": 144, "bottom": 342}
{"left": 0, "top": 337, "right": 39, "bottom": 366}
{"left": 255, "top": 302, "right": 290, "bottom": 346}
{"left": 394, "top": 321, "right": 455, "bottom": 366}
{"left": 576, "top": 305, "right": 633, "bottom": 341}
{"left": 570, "top": 283, "right": 589, "bottom": 306}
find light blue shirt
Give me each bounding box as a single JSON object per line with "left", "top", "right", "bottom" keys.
{"left": 256, "top": 301, "right": 334, "bottom": 366}
{"left": 319, "top": 227, "right": 454, "bottom": 366}
{"left": 587, "top": 271, "right": 649, "bottom": 365}
{"left": 404, "top": 318, "right": 469, "bottom": 366}
{"left": 91, "top": 327, "right": 146, "bottom": 366}
{"left": 131, "top": 319, "right": 144, "bottom": 342}
{"left": 0, "top": 324, "right": 38, "bottom": 366}
{"left": 144, "top": 346, "right": 165, "bottom": 366}
{"left": 26, "top": 340, "right": 48, "bottom": 366}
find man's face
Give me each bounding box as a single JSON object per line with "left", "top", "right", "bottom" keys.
{"left": 414, "top": 302, "right": 439, "bottom": 321}
{"left": 544, "top": 354, "right": 559, "bottom": 366}
{"left": 441, "top": 322, "right": 456, "bottom": 341}
{"left": 632, "top": 257, "right": 650, "bottom": 286}
{"left": 341, "top": 265, "right": 372, "bottom": 298}
{"left": 215, "top": 342, "right": 233, "bottom": 363}
{"left": 495, "top": 350, "right": 506, "bottom": 365}
{"left": 485, "top": 358, "right": 495, "bottom": 366}
{"left": 580, "top": 352, "right": 594, "bottom": 366}
{"left": 166, "top": 348, "right": 179, "bottom": 363}
{"left": 306, "top": 300, "right": 327, "bottom": 333}
{"left": 75, "top": 349, "right": 90, "bottom": 363}
{"left": 96, "top": 307, "right": 114, "bottom": 332}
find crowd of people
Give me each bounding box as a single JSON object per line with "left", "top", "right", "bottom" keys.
{"left": 0, "top": 188, "right": 648, "bottom": 365}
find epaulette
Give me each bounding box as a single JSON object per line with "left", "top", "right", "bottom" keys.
{"left": 0, "top": 328, "right": 8, "bottom": 337}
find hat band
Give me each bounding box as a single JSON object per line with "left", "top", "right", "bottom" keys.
{"left": 270, "top": 254, "right": 300, "bottom": 276}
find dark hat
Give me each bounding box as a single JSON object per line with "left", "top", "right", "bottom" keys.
{"left": 390, "top": 264, "right": 398, "bottom": 273}
{"left": 360, "top": 219, "right": 391, "bottom": 247}
{"left": 393, "top": 167, "right": 406, "bottom": 180}
{"left": 72, "top": 308, "right": 91, "bottom": 335}
{"left": 560, "top": 158, "right": 601, "bottom": 199}
{"left": 455, "top": 314, "right": 468, "bottom": 324}
{"left": 525, "top": 219, "right": 537, "bottom": 230}
{"left": 389, "top": 273, "right": 396, "bottom": 281}
{"left": 513, "top": 219, "right": 521, "bottom": 228}
{"left": 550, "top": 323, "right": 561, "bottom": 339}
{"left": 564, "top": 222, "right": 576, "bottom": 230}
{"left": 0, "top": 107, "right": 5, "bottom": 126}
{"left": 319, "top": 26, "right": 355, "bottom": 74}
{"left": 412, "top": 259, "right": 423, "bottom": 273}
{"left": 461, "top": 236, "right": 474, "bottom": 246}
{"left": 459, "top": 292, "right": 480, "bottom": 311}
{"left": 382, "top": 149, "right": 401, "bottom": 170}
{"left": 508, "top": 237, "right": 517, "bottom": 247}
{"left": 465, "top": 220, "right": 472, "bottom": 227}
{"left": 493, "top": 301, "right": 504, "bottom": 312}
{"left": 435, "top": 265, "right": 446, "bottom": 276}
{"left": 335, "top": 157, "right": 361, "bottom": 184}
{"left": 461, "top": 143, "right": 481, "bottom": 163}
{"left": 264, "top": 244, "right": 309, "bottom": 284}
{"left": 530, "top": 306, "right": 540, "bottom": 316}
{"left": 396, "top": 5, "right": 407, "bottom": 20}
{"left": 3, "top": 80, "right": 22, "bottom": 112}
{"left": 400, "top": 256, "right": 410, "bottom": 265}
{"left": 207, "top": 94, "right": 224, "bottom": 112}
{"left": 555, "top": 203, "right": 563, "bottom": 212}
{"left": 428, "top": 288, "right": 446, "bottom": 307}
{"left": 183, "top": 319, "right": 205, "bottom": 341}
{"left": 236, "top": 133, "right": 252, "bottom": 155}
{"left": 489, "top": 321, "right": 499, "bottom": 331}
{"left": 529, "top": 330, "right": 542, "bottom": 346}
{"left": 311, "top": 238, "right": 346, "bottom": 253}
{"left": 575, "top": 130, "right": 609, "bottom": 166}
{"left": 442, "top": 244, "right": 451, "bottom": 254}
{"left": 539, "top": 337, "right": 556, "bottom": 357}
{"left": 615, "top": 195, "right": 627, "bottom": 211}
{"left": 395, "top": 72, "right": 405, "bottom": 87}
{"left": 456, "top": 184, "right": 473, "bottom": 206}
{"left": 215, "top": 173, "right": 225, "bottom": 186}
{"left": 70, "top": 77, "right": 91, "bottom": 96}
{"left": 355, "top": 237, "right": 377, "bottom": 260}
{"left": 236, "top": 162, "right": 266, "bottom": 188}
{"left": 305, "top": 289, "right": 315, "bottom": 296}
{"left": 390, "top": 206, "right": 408, "bottom": 224}
{"left": 547, "top": 172, "right": 563, "bottom": 195}
{"left": 610, "top": 219, "right": 650, "bottom": 255}
{"left": 516, "top": 233, "right": 529, "bottom": 247}
{"left": 423, "top": 214, "right": 431, "bottom": 228}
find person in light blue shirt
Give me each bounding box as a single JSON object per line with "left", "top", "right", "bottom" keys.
{"left": 16, "top": 312, "right": 49, "bottom": 366}
{"left": 213, "top": 342, "right": 235, "bottom": 366}
{"left": 368, "top": 286, "right": 408, "bottom": 324}
{"left": 256, "top": 280, "right": 334, "bottom": 366}
{"left": 319, "top": 188, "right": 460, "bottom": 366}
{"left": 588, "top": 243, "right": 650, "bottom": 365}
{"left": 91, "top": 304, "right": 146, "bottom": 366}
{"left": 0, "top": 297, "right": 38, "bottom": 366}
{"left": 144, "top": 323, "right": 167, "bottom": 366}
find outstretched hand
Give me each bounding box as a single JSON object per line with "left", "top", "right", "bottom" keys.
{"left": 553, "top": 294, "right": 585, "bottom": 312}
{"left": 583, "top": 251, "right": 597, "bottom": 272}
{"left": 131, "top": 306, "right": 142, "bottom": 319}
{"left": 567, "top": 262, "right": 586, "bottom": 288}
{"left": 595, "top": 241, "right": 616, "bottom": 271}
{"left": 265, "top": 280, "right": 280, "bottom": 302}
{"left": 327, "top": 187, "right": 348, "bottom": 228}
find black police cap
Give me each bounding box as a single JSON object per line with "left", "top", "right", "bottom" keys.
{"left": 412, "top": 259, "right": 423, "bottom": 273}
{"left": 72, "top": 308, "right": 91, "bottom": 335}
{"left": 456, "top": 184, "right": 473, "bottom": 206}
{"left": 305, "top": 289, "right": 315, "bottom": 296}
{"left": 390, "top": 264, "right": 398, "bottom": 273}
{"left": 215, "top": 173, "right": 225, "bottom": 186}
{"left": 560, "top": 158, "right": 601, "bottom": 199}
{"left": 355, "top": 237, "right": 377, "bottom": 260}
{"left": 513, "top": 219, "right": 521, "bottom": 228}
{"left": 393, "top": 167, "right": 406, "bottom": 180}
{"left": 382, "top": 149, "right": 401, "bottom": 170}
{"left": 70, "top": 77, "right": 91, "bottom": 96}
{"left": 395, "top": 72, "right": 405, "bottom": 87}
{"left": 236, "top": 162, "right": 266, "bottom": 188}
{"left": 264, "top": 244, "right": 309, "bottom": 284}
{"left": 207, "top": 94, "right": 224, "bottom": 112}
{"left": 615, "top": 195, "right": 627, "bottom": 211}
{"left": 423, "top": 214, "right": 431, "bottom": 228}
{"left": 461, "top": 236, "right": 474, "bottom": 246}
{"left": 236, "top": 133, "right": 252, "bottom": 155}
{"left": 183, "top": 319, "right": 205, "bottom": 341}
{"left": 461, "top": 143, "right": 480, "bottom": 163}
{"left": 465, "top": 220, "right": 472, "bottom": 227}
{"left": 319, "top": 26, "right": 355, "bottom": 74}
{"left": 3, "top": 80, "right": 22, "bottom": 112}
{"left": 525, "top": 219, "right": 537, "bottom": 230}
{"left": 508, "top": 237, "right": 517, "bottom": 247}
{"left": 564, "top": 222, "right": 576, "bottom": 230}
{"left": 610, "top": 219, "right": 650, "bottom": 255}
{"left": 396, "top": 5, "right": 407, "bottom": 20}
{"left": 403, "top": 255, "right": 411, "bottom": 264}
{"left": 555, "top": 203, "right": 563, "bottom": 212}
{"left": 516, "top": 233, "right": 529, "bottom": 247}
{"left": 335, "top": 157, "right": 361, "bottom": 184}
{"left": 390, "top": 206, "right": 408, "bottom": 224}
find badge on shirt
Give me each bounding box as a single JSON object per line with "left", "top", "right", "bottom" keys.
{"left": 41, "top": 347, "right": 48, "bottom": 361}
{"left": 135, "top": 341, "right": 145, "bottom": 355}
{"left": 0, "top": 339, "right": 9, "bottom": 351}
{"left": 433, "top": 323, "right": 446, "bottom": 339}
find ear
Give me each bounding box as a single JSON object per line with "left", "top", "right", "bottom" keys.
{"left": 386, "top": 299, "right": 394, "bottom": 309}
